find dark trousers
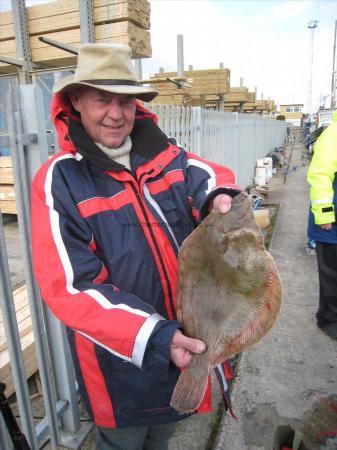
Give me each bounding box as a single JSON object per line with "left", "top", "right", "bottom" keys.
{"left": 96, "top": 422, "right": 177, "bottom": 450}
{"left": 316, "top": 242, "right": 337, "bottom": 328}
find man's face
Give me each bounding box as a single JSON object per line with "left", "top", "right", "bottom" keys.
{"left": 70, "top": 88, "right": 136, "bottom": 148}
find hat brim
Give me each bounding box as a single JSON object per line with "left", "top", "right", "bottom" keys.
{"left": 53, "top": 75, "right": 158, "bottom": 102}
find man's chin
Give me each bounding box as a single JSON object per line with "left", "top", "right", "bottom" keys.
{"left": 101, "top": 138, "right": 124, "bottom": 149}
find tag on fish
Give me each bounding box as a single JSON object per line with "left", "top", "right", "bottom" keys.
{"left": 170, "top": 192, "right": 282, "bottom": 414}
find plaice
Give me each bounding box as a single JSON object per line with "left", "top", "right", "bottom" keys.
{"left": 170, "top": 192, "right": 282, "bottom": 415}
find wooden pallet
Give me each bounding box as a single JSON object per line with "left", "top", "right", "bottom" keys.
{"left": 0, "top": 285, "right": 37, "bottom": 398}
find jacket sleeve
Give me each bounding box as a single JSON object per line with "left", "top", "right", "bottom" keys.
{"left": 31, "top": 160, "right": 178, "bottom": 370}
{"left": 184, "top": 151, "right": 241, "bottom": 221}
{"left": 307, "top": 121, "right": 337, "bottom": 225}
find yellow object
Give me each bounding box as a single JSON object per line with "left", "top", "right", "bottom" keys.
{"left": 307, "top": 117, "right": 337, "bottom": 224}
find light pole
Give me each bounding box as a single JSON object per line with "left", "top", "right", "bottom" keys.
{"left": 307, "top": 20, "right": 319, "bottom": 116}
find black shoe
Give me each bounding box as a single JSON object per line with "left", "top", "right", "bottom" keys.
{"left": 317, "top": 323, "right": 337, "bottom": 340}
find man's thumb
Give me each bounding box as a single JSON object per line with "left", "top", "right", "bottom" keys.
{"left": 181, "top": 335, "right": 206, "bottom": 354}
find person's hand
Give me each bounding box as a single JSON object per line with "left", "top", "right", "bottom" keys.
{"left": 319, "top": 223, "right": 333, "bottom": 230}
{"left": 211, "top": 194, "right": 232, "bottom": 214}
{"left": 170, "top": 330, "right": 206, "bottom": 368}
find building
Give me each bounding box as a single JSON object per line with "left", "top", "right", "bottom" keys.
{"left": 279, "top": 104, "right": 304, "bottom": 126}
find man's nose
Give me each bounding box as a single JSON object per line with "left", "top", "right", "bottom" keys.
{"left": 106, "top": 100, "right": 123, "bottom": 120}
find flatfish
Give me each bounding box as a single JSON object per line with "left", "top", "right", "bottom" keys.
{"left": 170, "top": 192, "right": 282, "bottom": 414}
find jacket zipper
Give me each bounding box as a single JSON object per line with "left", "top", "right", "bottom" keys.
{"left": 129, "top": 182, "right": 176, "bottom": 320}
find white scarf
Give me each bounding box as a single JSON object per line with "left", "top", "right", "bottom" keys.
{"left": 95, "top": 136, "right": 132, "bottom": 170}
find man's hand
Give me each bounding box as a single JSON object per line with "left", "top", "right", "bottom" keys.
{"left": 211, "top": 194, "right": 232, "bottom": 214}
{"left": 170, "top": 330, "right": 206, "bottom": 368}
{"left": 319, "top": 223, "right": 333, "bottom": 230}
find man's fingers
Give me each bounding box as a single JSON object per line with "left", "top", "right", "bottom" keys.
{"left": 171, "top": 330, "right": 206, "bottom": 354}
{"left": 212, "top": 194, "right": 232, "bottom": 214}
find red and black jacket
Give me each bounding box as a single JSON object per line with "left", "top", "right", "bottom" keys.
{"left": 31, "top": 94, "right": 240, "bottom": 428}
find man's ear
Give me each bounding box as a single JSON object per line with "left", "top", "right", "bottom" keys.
{"left": 68, "top": 91, "right": 80, "bottom": 112}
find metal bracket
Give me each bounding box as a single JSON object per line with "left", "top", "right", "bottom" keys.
{"left": 166, "top": 77, "right": 185, "bottom": 89}
{"left": 38, "top": 37, "right": 79, "bottom": 55}
{"left": 21, "top": 133, "right": 38, "bottom": 146}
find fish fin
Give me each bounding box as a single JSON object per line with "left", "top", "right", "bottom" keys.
{"left": 170, "top": 364, "right": 209, "bottom": 415}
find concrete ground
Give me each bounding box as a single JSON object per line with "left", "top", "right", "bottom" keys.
{"left": 213, "top": 130, "right": 337, "bottom": 450}
{"left": 3, "top": 129, "right": 337, "bottom": 449}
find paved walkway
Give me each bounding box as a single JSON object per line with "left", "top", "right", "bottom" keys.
{"left": 213, "top": 130, "right": 337, "bottom": 449}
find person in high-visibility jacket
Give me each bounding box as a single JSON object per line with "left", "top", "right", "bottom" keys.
{"left": 307, "top": 110, "right": 337, "bottom": 339}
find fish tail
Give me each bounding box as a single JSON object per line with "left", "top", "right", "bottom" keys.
{"left": 170, "top": 363, "right": 209, "bottom": 415}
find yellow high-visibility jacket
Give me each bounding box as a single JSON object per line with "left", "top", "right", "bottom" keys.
{"left": 307, "top": 110, "right": 337, "bottom": 226}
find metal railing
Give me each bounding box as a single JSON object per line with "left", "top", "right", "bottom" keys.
{"left": 147, "top": 104, "right": 287, "bottom": 188}
{"left": 0, "top": 82, "right": 287, "bottom": 449}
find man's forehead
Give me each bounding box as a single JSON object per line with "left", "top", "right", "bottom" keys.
{"left": 80, "top": 88, "right": 134, "bottom": 100}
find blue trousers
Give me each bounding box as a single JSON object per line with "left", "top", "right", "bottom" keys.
{"left": 96, "top": 422, "right": 177, "bottom": 450}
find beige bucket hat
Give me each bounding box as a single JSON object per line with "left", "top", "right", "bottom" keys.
{"left": 53, "top": 43, "right": 158, "bottom": 102}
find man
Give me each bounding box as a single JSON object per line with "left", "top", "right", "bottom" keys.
{"left": 307, "top": 110, "right": 337, "bottom": 340}
{"left": 31, "top": 43, "right": 240, "bottom": 449}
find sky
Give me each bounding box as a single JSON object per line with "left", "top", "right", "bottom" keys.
{"left": 1, "top": 0, "right": 337, "bottom": 113}
{"left": 143, "top": 0, "right": 337, "bottom": 113}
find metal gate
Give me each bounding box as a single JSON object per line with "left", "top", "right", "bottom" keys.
{"left": 0, "top": 80, "right": 92, "bottom": 450}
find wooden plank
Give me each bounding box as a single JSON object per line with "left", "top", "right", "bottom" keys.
{"left": 0, "top": 282, "right": 37, "bottom": 397}
{"left": 2, "top": 340, "right": 37, "bottom": 397}
{"left": 0, "top": 185, "right": 15, "bottom": 201}
{"left": 0, "top": 286, "right": 30, "bottom": 352}
{"left": 0, "top": 168, "right": 14, "bottom": 184}
{"left": 0, "top": 157, "right": 12, "bottom": 168}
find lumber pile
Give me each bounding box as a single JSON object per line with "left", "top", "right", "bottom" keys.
{"left": 0, "top": 285, "right": 37, "bottom": 397}
{"left": 150, "top": 68, "right": 230, "bottom": 106}
{"left": 224, "top": 87, "right": 251, "bottom": 103}
{"left": 243, "top": 99, "right": 270, "bottom": 112}
{"left": 0, "top": 0, "right": 151, "bottom": 74}
{"left": 0, "top": 157, "right": 16, "bottom": 215}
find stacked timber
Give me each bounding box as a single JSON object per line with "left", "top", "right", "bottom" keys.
{"left": 0, "top": 0, "right": 151, "bottom": 74}
{"left": 0, "top": 157, "right": 16, "bottom": 214}
{"left": 243, "top": 99, "right": 269, "bottom": 112}
{"left": 0, "top": 285, "right": 37, "bottom": 397}
{"left": 224, "top": 87, "right": 251, "bottom": 103}
{"left": 204, "top": 87, "right": 252, "bottom": 110}
{"left": 149, "top": 68, "right": 230, "bottom": 106}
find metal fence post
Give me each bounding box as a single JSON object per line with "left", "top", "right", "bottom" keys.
{"left": 195, "top": 107, "right": 203, "bottom": 156}
{"left": 17, "top": 82, "right": 92, "bottom": 448}
{"left": 0, "top": 213, "right": 38, "bottom": 449}
{"left": 234, "top": 112, "right": 239, "bottom": 181}
{"left": 7, "top": 80, "right": 60, "bottom": 449}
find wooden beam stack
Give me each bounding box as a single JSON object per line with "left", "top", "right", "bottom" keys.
{"left": 224, "top": 87, "right": 251, "bottom": 103}
{"left": 0, "top": 0, "right": 151, "bottom": 74}
{"left": 0, "top": 285, "right": 37, "bottom": 397}
{"left": 0, "top": 157, "right": 16, "bottom": 214}
{"left": 149, "top": 68, "right": 230, "bottom": 106}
